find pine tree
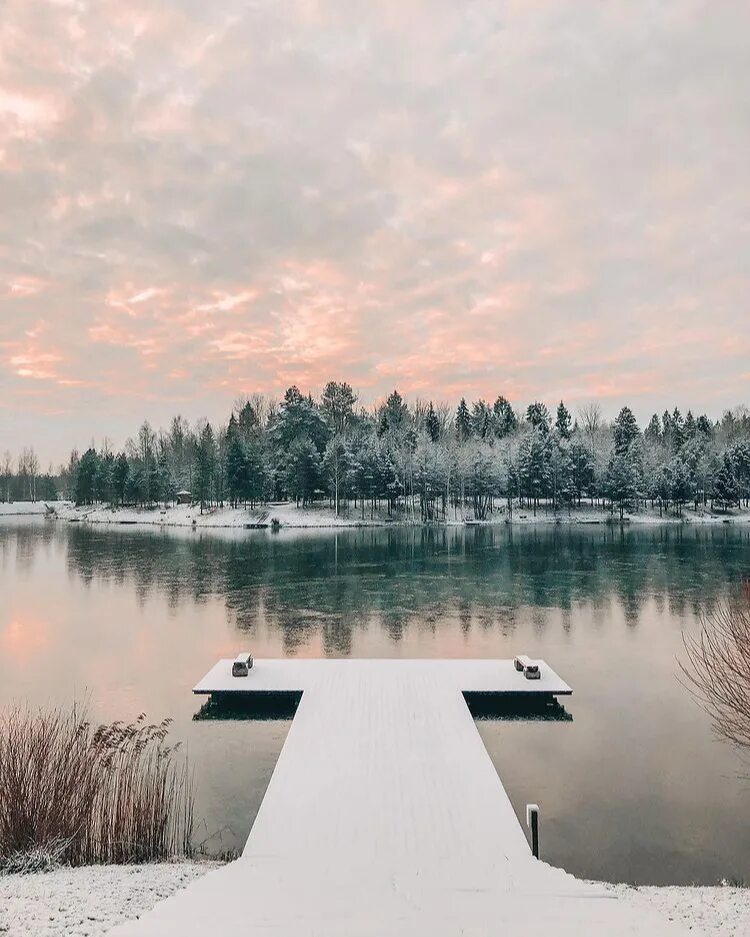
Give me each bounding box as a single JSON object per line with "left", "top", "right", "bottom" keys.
{"left": 321, "top": 381, "right": 357, "bottom": 435}
{"left": 125, "top": 467, "right": 145, "bottom": 505}
{"left": 653, "top": 463, "right": 673, "bottom": 515}
{"left": 613, "top": 406, "right": 640, "bottom": 455}
{"left": 195, "top": 424, "right": 216, "bottom": 513}
{"left": 669, "top": 456, "right": 691, "bottom": 515}
{"left": 662, "top": 410, "right": 673, "bottom": 448}
{"left": 644, "top": 414, "right": 662, "bottom": 444}
{"left": 347, "top": 436, "right": 377, "bottom": 519}
{"left": 112, "top": 453, "right": 129, "bottom": 506}
{"left": 518, "top": 429, "right": 550, "bottom": 515}
{"left": 555, "top": 401, "right": 572, "bottom": 439}
{"left": 525, "top": 402, "right": 551, "bottom": 435}
{"left": 714, "top": 452, "right": 739, "bottom": 511}
{"left": 671, "top": 408, "right": 685, "bottom": 451}
{"left": 548, "top": 439, "right": 574, "bottom": 511}
{"left": 271, "top": 386, "right": 329, "bottom": 455}
{"left": 74, "top": 449, "right": 100, "bottom": 505}
{"left": 730, "top": 440, "right": 750, "bottom": 506}
{"left": 696, "top": 414, "right": 713, "bottom": 438}
{"left": 237, "top": 400, "right": 260, "bottom": 438}
{"left": 455, "top": 398, "right": 471, "bottom": 443}
{"left": 382, "top": 390, "right": 408, "bottom": 434}
{"left": 492, "top": 396, "right": 517, "bottom": 438}
{"left": 244, "top": 437, "right": 269, "bottom": 506}
{"left": 226, "top": 432, "right": 249, "bottom": 507}
{"left": 604, "top": 451, "right": 639, "bottom": 519}
{"left": 284, "top": 437, "right": 322, "bottom": 507}
{"left": 154, "top": 449, "right": 175, "bottom": 506}
{"left": 464, "top": 442, "right": 496, "bottom": 520}
{"left": 568, "top": 438, "right": 594, "bottom": 505}
{"left": 94, "top": 453, "right": 113, "bottom": 504}
{"left": 471, "top": 400, "right": 491, "bottom": 439}
{"left": 372, "top": 441, "right": 401, "bottom": 514}
{"left": 425, "top": 402, "right": 440, "bottom": 442}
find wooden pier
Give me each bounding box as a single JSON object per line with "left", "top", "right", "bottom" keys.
{"left": 111, "top": 659, "right": 688, "bottom": 936}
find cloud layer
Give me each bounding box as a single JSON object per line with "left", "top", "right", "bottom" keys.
{"left": 1, "top": 0, "right": 748, "bottom": 461}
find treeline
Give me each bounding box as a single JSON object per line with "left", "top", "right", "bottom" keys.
{"left": 22, "top": 384, "right": 750, "bottom": 520}
{"left": 0, "top": 448, "right": 57, "bottom": 503}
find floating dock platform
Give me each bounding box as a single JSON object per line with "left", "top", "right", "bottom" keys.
{"left": 111, "top": 658, "right": 688, "bottom": 936}
{"left": 193, "top": 656, "right": 573, "bottom": 698}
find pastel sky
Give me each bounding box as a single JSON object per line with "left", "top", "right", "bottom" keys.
{"left": 1, "top": 0, "right": 749, "bottom": 463}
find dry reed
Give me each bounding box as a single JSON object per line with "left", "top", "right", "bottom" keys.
{"left": 0, "top": 705, "right": 193, "bottom": 870}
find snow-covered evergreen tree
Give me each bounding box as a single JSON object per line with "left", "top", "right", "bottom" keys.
{"left": 425, "top": 401, "right": 441, "bottom": 443}
{"left": 613, "top": 406, "right": 640, "bottom": 455}
{"left": 525, "top": 401, "right": 551, "bottom": 435}
{"left": 714, "top": 452, "right": 739, "bottom": 510}
{"left": 555, "top": 401, "right": 572, "bottom": 439}
{"left": 492, "top": 396, "right": 518, "bottom": 438}
{"left": 455, "top": 398, "right": 471, "bottom": 443}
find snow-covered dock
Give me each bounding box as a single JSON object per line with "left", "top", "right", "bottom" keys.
{"left": 111, "top": 659, "right": 690, "bottom": 936}
{"left": 192, "top": 656, "right": 573, "bottom": 697}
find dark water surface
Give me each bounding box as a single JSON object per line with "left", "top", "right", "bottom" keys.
{"left": 1, "top": 519, "right": 749, "bottom": 884}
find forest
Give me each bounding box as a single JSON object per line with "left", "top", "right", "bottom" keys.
{"left": 3, "top": 384, "right": 750, "bottom": 521}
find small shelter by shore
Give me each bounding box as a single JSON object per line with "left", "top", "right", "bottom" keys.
{"left": 176, "top": 489, "right": 192, "bottom": 505}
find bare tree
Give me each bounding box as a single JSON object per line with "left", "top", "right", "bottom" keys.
{"left": 681, "top": 581, "right": 750, "bottom": 749}
{"left": 578, "top": 402, "right": 602, "bottom": 457}
{"left": 1, "top": 451, "right": 12, "bottom": 502}
{"left": 434, "top": 402, "right": 451, "bottom": 438}
{"left": 25, "top": 447, "right": 39, "bottom": 501}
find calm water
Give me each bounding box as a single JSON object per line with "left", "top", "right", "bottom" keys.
{"left": 2, "top": 518, "right": 749, "bottom": 884}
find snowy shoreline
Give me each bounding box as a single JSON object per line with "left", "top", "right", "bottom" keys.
{"left": 0, "top": 862, "right": 222, "bottom": 937}
{"left": 0, "top": 863, "right": 747, "bottom": 937}
{"left": 606, "top": 883, "right": 750, "bottom": 937}
{"left": 3, "top": 499, "right": 748, "bottom": 531}
{"left": 0, "top": 502, "right": 51, "bottom": 517}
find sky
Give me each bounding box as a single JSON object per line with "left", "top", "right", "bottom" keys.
{"left": 1, "top": 0, "right": 749, "bottom": 464}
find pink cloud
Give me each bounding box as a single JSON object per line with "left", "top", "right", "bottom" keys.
{"left": 0, "top": 0, "right": 748, "bottom": 463}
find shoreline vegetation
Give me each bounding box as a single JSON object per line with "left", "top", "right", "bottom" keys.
{"left": 2, "top": 498, "right": 750, "bottom": 530}
{"left": 0, "top": 704, "right": 193, "bottom": 874}
{"left": 2, "top": 388, "right": 750, "bottom": 528}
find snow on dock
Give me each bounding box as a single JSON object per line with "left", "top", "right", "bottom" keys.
{"left": 111, "top": 659, "right": 690, "bottom": 936}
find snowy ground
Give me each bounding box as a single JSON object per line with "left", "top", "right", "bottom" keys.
{"left": 0, "top": 865, "right": 747, "bottom": 937}
{"left": 51, "top": 500, "right": 377, "bottom": 529}
{"left": 44, "top": 499, "right": 750, "bottom": 530}
{"left": 606, "top": 883, "right": 750, "bottom": 937}
{"left": 0, "top": 501, "right": 51, "bottom": 517}
{"left": 0, "top": 862, "right": 221, "bottom": 937}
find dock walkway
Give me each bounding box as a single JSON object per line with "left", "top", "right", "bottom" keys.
{"left": 112, "top": 660, "right": 689, "bottom": 936}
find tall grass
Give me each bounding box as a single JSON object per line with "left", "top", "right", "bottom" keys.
{"left": 0, "top": 705, "right": 194, "bottom": 870}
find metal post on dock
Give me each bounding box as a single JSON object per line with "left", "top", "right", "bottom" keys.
{"left": 526, "top": 803, "right": 539, "bottom": 858}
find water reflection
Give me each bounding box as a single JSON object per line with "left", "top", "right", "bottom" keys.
{"left": 1, "top": 518, "right": 750, "bottom": 884}
{"left": 45, "top": 522, "right": 750, "bottom": 653}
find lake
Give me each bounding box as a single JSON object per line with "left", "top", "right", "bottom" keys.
{"left": 1, "top": 518, "right": 749, "bottom": 884}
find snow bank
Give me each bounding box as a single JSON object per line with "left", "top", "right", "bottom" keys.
{"left": 52, "top": 501, "right": 387, "bottom": 530}
{"left": 0, "top": 861, "right": 220, "bottom": 937}
{"left": 0, "top": 501, "right": 52, "bottom": 517}
{"left": 0, "top": 866, "right": 746, "bottom": 937}
{"left": 606, "top": 883, "right": 750, "bottom": 937}
{"left": 48, "top": 499, "right": 750, "bottom": 531}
